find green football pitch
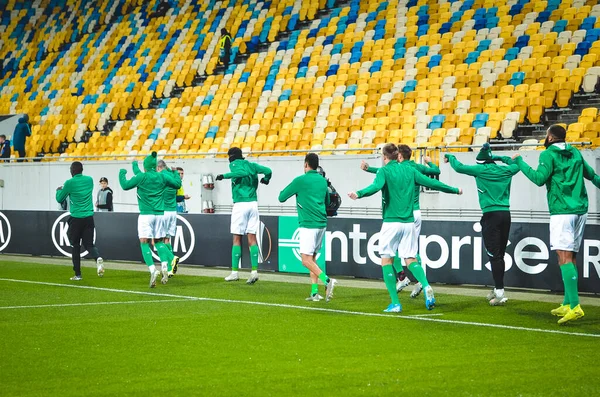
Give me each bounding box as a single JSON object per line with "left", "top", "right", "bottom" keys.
{"left": 1, "top": 260, "right": 599, "bottom": 396}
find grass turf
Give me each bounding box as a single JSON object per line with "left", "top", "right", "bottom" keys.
{"left": 0, "top": 260, "right": 599, "bottom": 396}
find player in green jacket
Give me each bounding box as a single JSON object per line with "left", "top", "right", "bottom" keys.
{"left": 55, "top": 161, "right": 104, "bottom": 280}
{"left": 278, "top": 153, "right": 338, "bottom": 302}
{"left": 445, "top": 143, "right": 520, "bottom": 306}
{"left": 215, "top": 147, "right": 272, "bottom": 284}
{"left": 510, "top": 125, "right": 600, "bottom": 324}
{"left": 133, "top": 159, "right": 182, "bottom": 277}
{"left": 119, "top": 152, "right": 181, "bottom": 288}
{"left": 361, "top": 146, "right": 441, "bottom": 297}
{"left": 349, "top": 144, "right": 463, "bottom": 313}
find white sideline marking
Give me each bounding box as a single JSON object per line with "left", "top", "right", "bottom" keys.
{"left": 0, "top": 299, "right": 190, "bottom": 310}
{"left": 1, "top": 278, "right": 598, "bottom": 339}
{"left": 406, "top": 313, "right": 444, "bottom": 317}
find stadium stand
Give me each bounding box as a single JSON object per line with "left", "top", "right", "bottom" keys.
{"left": 0, "top": 0, "right": 599, "bottom": 163}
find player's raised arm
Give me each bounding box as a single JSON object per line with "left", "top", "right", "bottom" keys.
{"left": 119, "top": 169, "right": 143, "bottom": 190}
{"left": 583, "top": 158, "right": 600, "bottom": 188}
{"left": 444, "top": 154, "right": 481, "bottom": 177}
{"left": 163, "top": 168, "right": 181, "bottom": 189}
{"left": 253, "top": 162, "right": 272, "bottom": 185}
{"left": 217, "top": 161, "right": 253, "bottom": 180}
{"left": 354, "top": 168, "right": 386, "bottom": 199}
{"left": 414, "top": 170, "right": 462, "bottom": 195}
{"left": 513, "top": 152, "right": 553, "bottom": 187}
{"left": 278, "top": 177, "right": 299, "bottom": 203}
{"left": 415, "top": 156, "right": 441, "bottom": 176}
{"left": 132, "top": 160, "right": 142, "bottom": 175}
{"left": 361, "top": 160, "right": 378, "bottom": 174}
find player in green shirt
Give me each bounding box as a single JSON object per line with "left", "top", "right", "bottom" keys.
{"left": 278, "top": 153, "right": 338, "bottom": 302}
{"left": 509, "top": 125, "right": 600, "bottom": 324}
{"left": 349, "top": 144, "right": 462, "bottom": 313}
{"left": 445, "top": 143, "right": 520, "bottom": 306}
{"left": 119, "top": 152, "right": 181, "bottom": 288}
{"left": 133, "top": 159, "right": 182, "bottom": 277}
{"left": 216, "top": 147, "right": 272, "bottom": 284}
{"left": 361, "top": 146, "right": 441, "bottom": 297}
{"left": 55, "top": 161, "right": 104, "bottom": 281}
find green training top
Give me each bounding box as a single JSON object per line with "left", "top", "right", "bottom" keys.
{"left": 222, "top": 159, "right": 272, "bottom": 203}
{"left": 357, "top": 160, "right": 460, "bottom": 223}
{"left": 120, "top": 161, "right": 181, "bottom": 215}
{"left": 512, "top": 143, "right": 600, "bottom": 215}
{"left": 367, "top": 159, "right": 440, "bottom": 210}
{"left": 55, "top": 174, "right": 94, "bottom": 218}
{"left": 133, "top": 162, "right": 181, "bottom": 211}
{"left": 278, "top": 170, "right": 330, "bottom": 228}
{"left": 445, "top": 154, "right": 520, "bottom": 213}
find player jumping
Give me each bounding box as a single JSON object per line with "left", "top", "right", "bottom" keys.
{"left": 216, "top": 147, "right": 272, "bottom": 284}
{"left": 119, "top": 152, "right": 181, "bottom": 287}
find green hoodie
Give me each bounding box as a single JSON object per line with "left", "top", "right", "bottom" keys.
{"left": 366, "top": 160, "right": 440, "bottom": 210}
{"left": 513, "top": 143, "right": 600, "bottom": 215}
{"left": 133, "top": 162, "right": 181, "bottom": 211}
{"left": 278, "top": 170, "right": 330, "bottom": 228}
{"left": 445, "top": 154, "right": 520, "bottom": 213}
{"left": 55, "top": 174, "right": 94, "bottom": 218}
{"left": 222, "top": 159, "right": 272, "bottom": 203}
{"left": 119, "top": 153, "right": 181, "bottom": 215}
{"left": 357, "top": 160, "right": 460, "bottom": 223}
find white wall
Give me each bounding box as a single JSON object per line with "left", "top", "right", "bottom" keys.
{"left": 0, "top": 150, "right": 598, "bottom": 224}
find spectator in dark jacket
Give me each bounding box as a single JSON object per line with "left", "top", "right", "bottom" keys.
{"left": 219, "top": 28, "right": 232, "bottom": 69}
{"left": 96, "top": 177, "right": 114, "bottom": 212}
{"left": 0, "top": 135, "right": 10, "bottom": 161}
{"left": 13, "top": 114, "right": 31, "bottom": 162}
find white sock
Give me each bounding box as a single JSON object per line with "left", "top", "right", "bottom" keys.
{"left": 251, "top": 270, "right": 258, "bottom": 275}
{"left": 231, "top": 270, "right": 238, "bottom": 275}
{"left": 495, "top": 288, "right": 505, "bottom": 296}
{"left": 149, "top": 265, "right": 156, "bottom": 274}
{"left": 161, "top": 261, "right": 168, "bottom": 270}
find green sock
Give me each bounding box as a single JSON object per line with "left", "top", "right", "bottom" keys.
{"left": 392, "top": 255, "right": 403, "bottom": 274}
{"left": 317, "top": 271, "right": 330, "bottom": 285}
{"left": 165, "top": 242, "right": 175, "bottom": 260}
{"left": 382, "top": 265, "right": 400, "bottom": 305}
{"left": 408, "top": 260, "right": 429, "bottom": 288}
{"left": 155, "top": 242, "right": 172, "bottom": 271}
{"left": 561, "top": 263, "right": 579, "bottom": 309}
{"left": 560, "top": 265, "right": 571, "bottom": 306}
{"left": 140, "top": 243, "right": 154, "bottom": 267}
{"left": 231, "top": 245, "right": 241, "bottom": 271}
{"left": 249, "top": 245, "right": 259, "bottom": 271}
{"left": 311, "top": 283, "right": 319, "bottom": 296}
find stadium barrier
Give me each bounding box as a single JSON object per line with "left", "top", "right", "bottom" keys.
{"left": 0, "top": 210, "right": 598, "bottom": 293}
{"left": 11, "top": 142, "right": 593, "bottom": 162}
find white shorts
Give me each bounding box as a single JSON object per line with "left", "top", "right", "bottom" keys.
{"left": 549, "top": 214, "right": 588, "bottom": 252}
{"left": 414, "top": 209, "right": 422, "bottom": 237}
{"left": 231, "top": 201, "right": 260, "bottom": 235}
{"left": 378, "top": 222, "right": 418, "bottom": 261}
{"left": 138, "top": 214, "right": 165, "bottom": 239}
{"left": 299, "top": 227, "right": 326, "bottom": 256}
{"left": 162, "top": 211, "right": 177, "bottom": 237}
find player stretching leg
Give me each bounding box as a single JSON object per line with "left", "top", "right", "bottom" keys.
{"left": 55, "top": 161, "right": 104, "bottom": 280}
{"left": 361, "top": 146, "right": 441, "bottom": 296}
{"left": 509, "top": 125, "right": 600, "bottom": 324}
{"left": 349, "top": 144, "right": 462, "bottom": 312}
{"left": 120, "top": 152, "right": 181, "bottom": 287}
{"left": 445, "top": 143, "right": 520, "bottom": 305}
{"left": 216, "top": 147, "right": 272, "bottom": 284}
{"left": 278, "top": 153, "right": 338, "bottom": 302}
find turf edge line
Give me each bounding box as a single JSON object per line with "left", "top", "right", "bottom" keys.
{"left": 1, "top": 278, "right": 598, "bottom": 339}
{"left": 0, "top": 299, "right": 191, "bottom": 310}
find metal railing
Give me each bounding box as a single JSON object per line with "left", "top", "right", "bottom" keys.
{"left": 5, "top": 141, "right": 594, "bottom": 163}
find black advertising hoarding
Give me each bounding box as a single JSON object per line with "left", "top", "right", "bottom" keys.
{"left": 0, "top": 210, "right": 598, "bottom": 293}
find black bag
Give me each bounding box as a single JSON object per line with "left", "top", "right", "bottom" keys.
{"left": 317, "top": 166, "right": 341, "bottom": 217}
